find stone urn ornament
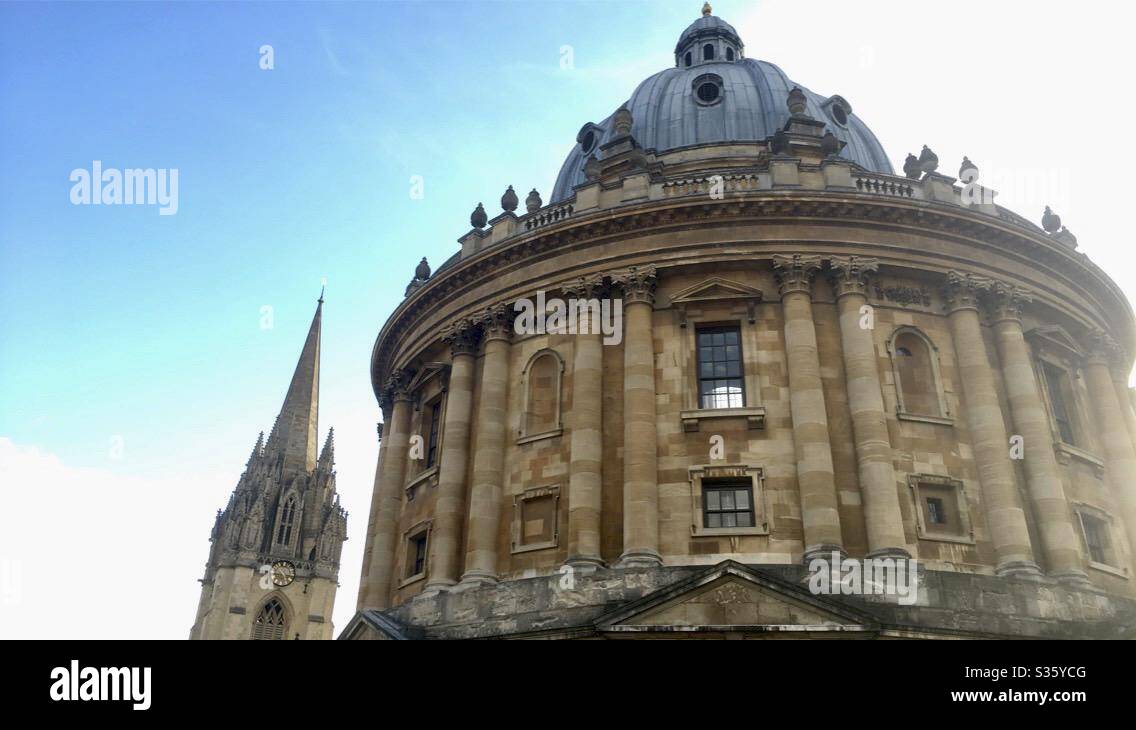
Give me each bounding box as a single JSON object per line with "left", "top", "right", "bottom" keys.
{"left": 470, "top": 202, "right": 487, "bottom": 228}
{"left": 526, "top": 188, "right": 543, "bottom": 213}
{"left": 1042, "top": 206, "right": 1062, "bottom": 233}
{"left": 903, "top": 153, "right": 921, "bottom": 179}
{"left": 414, "top": 257, "right": 431, "bottom": 280}
{"left": 820, "top": 130, "right": 841, "bottom": 157}
{"left": 613, "top": 105, "right": 633, "bottom": 136}
{"left": 918, "top": 145, "right": 939, "bottom": 174}
{"left": 958, "top": 156, "right": 978, "bottom": 180}
{"left": 787, "top": 86, "right": 808, "bottom": 116}
{"left": 501, "top": 185, "right": 519, "bottom": 213}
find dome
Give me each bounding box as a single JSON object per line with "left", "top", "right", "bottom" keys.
{"left": 550, "top": 12, "right": 893, "bottom": 202}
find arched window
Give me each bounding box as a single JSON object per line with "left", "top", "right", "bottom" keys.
{"left": 250, "top": 597, "right": 287, "bottom": 640}
{"left": 888, "top": 328, "right": 948, "bottom": 419}
{"left": 684, "top": 51, "right": 692, "bottom": 67}
{"left": 276, "top": 496, "right": 295, "bottom": 545}
{"left": 726, "top": 47, "right": 735, "bottom": 61}
{"left": 521, "top": 350, "right": 563, "bottom": 437}
{"left": 703, "top": 44, "right": 715, "bottom": 61}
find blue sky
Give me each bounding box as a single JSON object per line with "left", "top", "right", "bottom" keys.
{"left": 2, "top": 0, "right": 1133, "bottom": 637}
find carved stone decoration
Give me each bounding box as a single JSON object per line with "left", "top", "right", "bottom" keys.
{"left": 376, "top": 421, "right": 384, "bottom": 442}
{"left": 470, "top": 202, "right": 488, "bottom": 228}
{"left": 612, "top": 104, "right": 634, "bottom": 136}
{"left": 772, "top": 253, "right": 823, "bottom": 296}
{"left": 415, "top": 257, "right": 431, "bottom": 280}
{"left": 828, "top": 255, "right": 880, "bottom": 297}
{"left": 985, "top": 280, "right": 1034, "bottom": 322}
{"left": 1041, "top": 205, "right": 1062, "bottom": 233}
{"left": 770, "top": 129, "right": 790, "bottom": 155}
{"left": 873, "top": 284, "right": 932, "bottom": 307}
{"left": 787, "top": 86, "right": 808, "bottom": 116}
{"left": 382, "top": 369, "right": 413, "bottom": 405}
{"left": 902, "top": 153, "right": 921, "bottom": 179}
{"left": 561, "top": 272, "right": 607, "bottom": 300}
{"left": 959, "top": 156, "right": 978, "bottom": 180}
{"left": 1085, "top": 328, "right": 1123, "bottom": 367}
{"left": 441, "top": 319, "right": 482, "bottom": 357}
{"left": 918, "top": 145, "right": 939, "bottom": 175}
{"left": 820, "top": 130, "right": 841, "bottom": 157}
{"left": 583, "top": 154, "right": 601, "bottom": 181}
{"left": 474, "top": 302, "right": 514, "bottom": 343}
{"left": 610, "top": 264, "right": 658, "bottom": 305}
{"left": 526, "top": 188, "right": 542, "bottom": 213}
{"left": 501, "top": 185, "right": 519, "bottom": 213}
{"left": 942, "top": 270, "right": 994, "bottom": 313}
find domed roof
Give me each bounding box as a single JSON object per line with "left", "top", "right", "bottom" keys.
{"left": 550, "top": 11, "right": 893, "bottom": 203}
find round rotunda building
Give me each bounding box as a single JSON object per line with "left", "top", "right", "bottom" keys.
{"left": 345, "top": 6, "right": 1136, "bottom": 640}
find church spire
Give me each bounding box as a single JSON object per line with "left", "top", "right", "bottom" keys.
{"left": 318, "top": 427, "right": 335, "bottom": 471}
{"left": 266, "top": 293, "right": 323, "bottom": 474}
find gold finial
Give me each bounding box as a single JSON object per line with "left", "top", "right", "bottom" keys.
{"left": 702, "top": 2, "right": 712, "bottom": 16}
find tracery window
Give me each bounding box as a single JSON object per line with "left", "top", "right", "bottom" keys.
{"left": 250, "top": 598, "right": 287, "bottom": 640}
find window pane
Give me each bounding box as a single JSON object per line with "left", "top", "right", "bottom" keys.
{"left": 721, "top": 491, "right": 734, "bottom": 510}
{"left": 737, "top": 512, "right": 753, "bottom": 527}
{"left": 707, "top": 512, "right": 721, "bottom": 528}
{"left": 722, "top": 513, "right": 737, "bottom": 527}
{"left": 735, "top": 490, "right": 750, "bottom": 510}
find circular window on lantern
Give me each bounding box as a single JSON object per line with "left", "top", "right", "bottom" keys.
{"left": 576, "top": 122, "right": 602, "bottom": 154}
{"left": 823, "top": 95, "right": 852, "bottom": 128}
{"left": 692, "top": 74, "right": 724, "bottom": 106}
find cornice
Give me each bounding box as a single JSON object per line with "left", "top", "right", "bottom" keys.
{"left": 371, "top": 192, "right": 1134, "bottom": 399}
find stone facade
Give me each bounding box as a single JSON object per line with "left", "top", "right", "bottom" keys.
{"left": 348, "top": 8, "right": 1136, "bottom": 639}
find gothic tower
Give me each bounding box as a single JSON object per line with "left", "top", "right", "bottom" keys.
{"left": 190, "top": 295, "right": 348, "bottom": 640}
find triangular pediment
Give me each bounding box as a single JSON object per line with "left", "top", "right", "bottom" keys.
{"left": 670, "top": 277, "right": 764, "bottom": 305}
{"left": 338, "top": 610, "right": 421, "bottom": 640}
{"left": 595, "top": 561, "right": 876, "bottom": 637}
{"left": 1026, "top": 325, "right": 1084, "bottom": 361}
{"left": 405, "top": 361, "right": 450, "bottom": 393}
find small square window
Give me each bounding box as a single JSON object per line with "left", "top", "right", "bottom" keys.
{"left": 910, "top": 475, "right": 972, "bottom": 543}
{"left": 512, "top": 486, "right": 560, "bottom": 553}
{"left": 702, "top": 480, "right": 754, "bottom": 530}
{"left": 926, "top": 497, "right": 947, "bottom": 526}
{"left": 1079, "top": 513, "right": 1114, "bottom": 567}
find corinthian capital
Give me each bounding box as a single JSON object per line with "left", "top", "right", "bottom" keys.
{"left": 985, "top": 280, "right": 1033, "bottom": 323}
{"left": 611, "top": 265, "right": 657, "bottom": 305}
{"left": 561, "top": 273, "right": 607, "bottom": 300}
{"left": 474, "top": 303, "right": 514, "bottom": 343}
{"left": 381, "top": 368, "right": 413, "bottom": 407}
{"left": 828, "top": 255, "right": 879, "bottom": 298}
{"left": 772, "top": 254, "right": 823, "bottom": 297}
{"left": 441, "top": 318, "right": 482, "bottom": 357}
{"left": 942, "top": 271, "right": 994, "bottom": 313}
{"left": 1084, "top": 328, "right": 1123, "bottom": 367}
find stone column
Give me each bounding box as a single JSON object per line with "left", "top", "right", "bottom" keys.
{"left": 1111, "top": 371, "right": 1136, "bottom": 453}
{"left": 564, "top": 275, "right": 606, "bottom": 569}
{"left": 773, "top": 254, "right": 844, "bottom": 560}
{"left": 460, "top": 305, "right": 513, "bottom": 586}
{"left": 1083, "top": 331, "right": 1136, "bottom": 557}
{"left": 357, "top": 371, "right": 412, "bottom": 610}
{"left": 423, "top": 320, "right": 480, "bottom": 593}
{"left": 613, "top": 265, "right": 662, "bottom": 567}
{"left": 988, "top": 282, "right": 1087, "bottom": 585}
{"left": 943, "top": 272, "right": 1040, "bottom": 577}
{"left": 829, "top": 256, "right": 908, "bottom": 558}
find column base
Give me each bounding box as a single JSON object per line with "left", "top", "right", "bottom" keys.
{"left": 563, "top": 556, "right": 606, "bottom": 574}
{"left": 455, "top": 570, "right": 498, "bottom": 590}
{"left": 802, "top": 544, "right": 847, "bottom": 564}
{"left": 615, "top": 549, "right": 662, "bottom": 569}
{"left": 994, "top": 560, "right": 1044, "bottom": 580}
{"left": 1050, "top": 569, "right": 1092, "bottom": 588}
{"left": 419, "top": 578, "right": 456, "bottom": 596}
{"left": 866, "top": 546, "right": 912, "bottom": 560}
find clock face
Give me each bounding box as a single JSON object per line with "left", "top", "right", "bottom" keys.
{"left": 271, "top": 560, "right": 296, "bottom": 587}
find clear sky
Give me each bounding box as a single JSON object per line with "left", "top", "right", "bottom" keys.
{"left": 1, "top": 0, "right": 1133, "bottom": 638}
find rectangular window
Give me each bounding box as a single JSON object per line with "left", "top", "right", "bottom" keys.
{"left": 408, "top": 533, "right": 427, "bottom": 578}
{"left": 425, "top": 401, "right": 441, "bottom": 467}
{"left": 697, "top": 326, "right": 745, "bottom": 409}
{"left": 702, "top": 479, "right": 755, "bottom": 528}
{"left": 1080, "top": 513, "right": 1112, "bottom": 566}
{"left": 1041, "top": 362, "right": 1077, "bottom": 445}
{"left": 926, "top": 497, "right": 947, "bottom": 525}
